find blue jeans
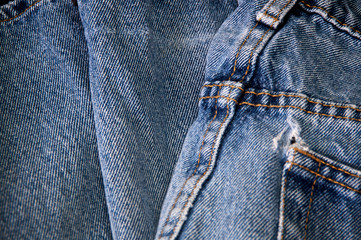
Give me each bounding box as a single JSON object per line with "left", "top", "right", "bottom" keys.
{"left": 1, "top": 0, "right": 361, "bottom": 239}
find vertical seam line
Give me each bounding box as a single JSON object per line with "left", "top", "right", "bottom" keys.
{"left": 239, "top": 0, "right": 294, "bottom": 83}
{"left": 227, "top": 0, "right": 278, "bottom": 81}
{"left": 158, "top": 89, "right": 220, "bottom": 239}
{"left": 159, "top": 0, "right": 293, "bottom": 237}
{"left": 168, "top": 86, "right": 233, "bottom": 240}
{"left": 304, "top": 161, "right": 321, "bottom": 240}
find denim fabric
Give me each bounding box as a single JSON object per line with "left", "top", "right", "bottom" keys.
{"left": 156, "top": 0, "right": 361, "bottom": 239}
{"left": 2, "top": 0, "right": 361, "bottom": 239}
{"left": 0, "top": 0, "right": 237, "bottom": 239}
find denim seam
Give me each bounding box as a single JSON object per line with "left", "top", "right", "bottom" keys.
{"left": 200, "top": 95, "right": 239, "bottom": 104}
{"left": 204, "top": 84, "right": 361, "bottom": 111}
{"left": 240, "top": 101, "right": 361, "bottom": 122}
{"left": 199, "top": 95, "right": 361, "bottom": 122}
{"left": 299, "top": 0, "right": 361, "bottom": 40}
{"left": 158, "top": 90, "right": 221, "bottom": 238}
{"left": 304, "top": 161, "right": 321, "bottom": 240}
{"left": 280, "top": 150, "right": 295, "bottom": 240}
{"left": 244, "top": 90, "right": 361, "bottom": 112}
{"left": 240, "top": 0, "right": 294, "bottom": 83}
{"left": 286, "top": 161, "right": 361, "bottom": 194}
{"left": 228, "top": 0, "right": 280, "bottom": 81}
{"left": 0, "top": 0, "right": 43, "bottom": 23}
{"left": 263, "top": 12, "right": 280, "bottom": 21}
{"left": 227, "top": 21, "right": 259, "bottom": 81}
{"left": 160, "top": 0, "right": 296, "bottom": 237}
{"left": 167, "top": 88, "right": 233, "bottom": 239}
{"left": 157, "top": 0, "right": 277, "bottom": 235}
{"left": 294, "top": 148, "right": 361, "bottom": 179}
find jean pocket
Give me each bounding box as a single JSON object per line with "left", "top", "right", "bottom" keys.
{"left": 279, "top": 147, "right": 361, "bottom": 240}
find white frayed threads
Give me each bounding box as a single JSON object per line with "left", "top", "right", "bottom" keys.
{"left": 273, "top": 116, "right": 308, "bottom": 152}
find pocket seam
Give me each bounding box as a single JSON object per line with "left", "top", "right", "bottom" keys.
{"left": 294, "top": 148, "right": 361, "bottom": 179}
{"left": 303, "top": 161, "right": 321, "bottom": 240}
{"left": 287, "top": 161, "right": 361, "bottom": 194}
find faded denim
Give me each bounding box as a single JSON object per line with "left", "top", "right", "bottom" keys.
{"left": 0, "top": 0, "right": 236, "bottom": 239}
{"left": 156, "top": 0, "right": 361, "bottom": 239}
{"left": 2, "top": 0, "right": 361, "bottom": 239}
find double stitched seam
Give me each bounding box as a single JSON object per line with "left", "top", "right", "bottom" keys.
{"left": 244, "top": 91, "right": 361, "bottom": 112}
{"left": 199, "top": 95, "right": 361, "bottom": 122}
{"left": 304, "top": 161, "right": 321, "bottom": 240}
{"left": 168, "top": 88, "right": 233, "bottom": 239}
{"left": 239, "top": 0, "right": 294, "bottom": 83}
{"left": 280, "top": 150, "right": 295, "bottom": 240}
{"left": 0, "top": 0, "right": 43, "bottom": 23}
{"left": 300, "top": 0, "right": 361, "bottom": 36}
{"left": 240, "top": 101, "right": 361, "bottom": 122}
{"left": 286, "top": 161, "right": 361, "bottom": 194}
{"left": 203, "top": 84, "right": 361, "bottom": 112}
{"left": 158, "top": 0, "right": 281, "bottom": 237}
{"left": 227, "top": 0, "right": 280, "bottom": 81}
{"left": 158, "top": 89, "right": 221, "bottom": 238}
{"left": 295, "top": 148, "right": 361, "bottom": 179}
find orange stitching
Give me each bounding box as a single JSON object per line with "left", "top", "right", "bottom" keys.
{"left": 300, "top": 0, "right": 361, "bottom": 36}
{"left": 280, "top": 151, "right": 295, "bottom": 240}
{"left": 240, "top": 27, "right": 272, "bottom": 82}
{"left": 199, "top": 96, "right": 239, "bottom": 104}
{"left": 286, "top": 161, "right": 361, "bottom": 194}
{"left": 239, "top": 101, "right": 361, "bottom": 122}
{"left": 168, "top": 88, "right": 233, "bottom": 239}
{"left": 199, "top": 95, "right": 361, "bottom": 121}
{"left": 203, "top": 84, "right": 361, "bottom": 112}
{"left": 304, "top": 161, "right": 321, "bottom": 240}
{"left": 158, "top": 89, "right": 221, "bottom": 239}
{"left": 295, "top": 148, "right": 361, "bottom": 179}
{"left": 202, "top": 84, "right": 244, "bottom": 91}
{"left": 161, "top": 0, "right": 285, "bottom": 237}
{"left": 228, "top": 22, "right": 259, "bottom": 81}
{"left": 244, "top": 90, "right": 361, "bottom": 112}
{"left": 263, "top": 12, "right": 279, "bottom": 21}
{"left": 0, "top": 0, "right": 43, "bottom": 23}
{"left": 227, "top": 0, "right": 280, "bottom": 81}
{"left": 240, "top": 0, "right": 294, "bottom": 83}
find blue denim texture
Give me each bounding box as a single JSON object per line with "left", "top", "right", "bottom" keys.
{"left": 2, "top": 0, "right": 361, "bottom": 239}
{"left": 1, "top": 0, "right": 236, "bottom": 239}
{"left": 156, "top": 0, "right": 361, "bottom": 239}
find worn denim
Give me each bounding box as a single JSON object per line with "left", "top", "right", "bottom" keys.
{"left": 0, "top": 0, "right": 236, "bottom": 239}
{"left": 2, "top": 0, "right": 361, "bottom": 239}
{"left": 157, "top": 0, "right": 361, "bottom": 239}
